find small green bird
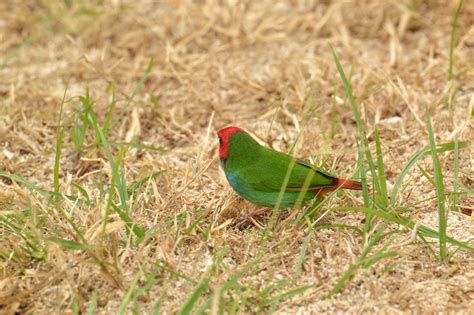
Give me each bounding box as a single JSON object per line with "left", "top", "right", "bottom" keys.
{"left": 218, "top": 126, "right": 362, "bottom": 208}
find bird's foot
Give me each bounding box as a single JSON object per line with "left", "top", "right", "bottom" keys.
{"left": 235, "top": 207, "right": 273, "bottom": 229}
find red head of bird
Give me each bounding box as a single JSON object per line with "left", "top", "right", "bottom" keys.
{"left": 217, "top": 126, "right": 243, "bottom": 158}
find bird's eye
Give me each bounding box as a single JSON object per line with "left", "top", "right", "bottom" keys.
{"left": 219, "top": 138, "right": 222, "bottom": 144}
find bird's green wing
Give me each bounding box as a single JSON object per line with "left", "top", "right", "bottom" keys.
{"left": 243, "top": 146, "right": 336, "bottom": 192}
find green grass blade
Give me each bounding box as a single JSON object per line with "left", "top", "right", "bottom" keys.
{"left": 328, "top": 44, "right": 357, "bottom": 118}
{"left": 294, "top": 230, "right": 314, "bottom": 274}
{"left": 265, "top": 85, "right": 286, "bottom": 143}
{"left": 363, "top": 251, "right": 398, "bottom": 269}
{"left": 417, "top": 163, "right": 436, "bottom": 187}
{"left": 329, "top": 43, "right": 379, "bottom": 233}
{"left": 314, "top": 223, "right": 364, "bottom": 236}
{"left": 99, "top": 148, "right": 123, "bottom": 240}
{"left": 335, "top": 206, "right": 473, "bottom": 252}
{"left": 72, "top": 296, "right": 80, "bottom": 315}
{"left": 110, "top": 140, "right": 167, "bottom": 152}
{"left": 374, "top": 127, "right": 388, "bottom": 206}
{"left": 266, "top": 283, "right": 316, "bottom": 307}
{"left": 111, "top": 203, "right": 145, "bottom": 240}
{"left": 53, "top": 87, "right": 68, "bottom": 194}
{"left": 391, "top": 141, "right": 467, "bottom": 202}
{"left": 47, "top": 237, "right": 88, "bottom": 251}
{"left": 135, "top": 264, "right": 159, "bottom": 296}
{"left": 117, "top": 150, "right": 129, "bottom": 212}
{"left": 118, "top": 267, "right": 142, "bottom": 315}
{"left": 327, "top": 223, "right": 388, "bottom": 297}
{"left": 0, "top": 172, "right": 51, "bottom": 197}
{"left": 152, "top": 300, "right": 162, "bottom": 315}
{"left": 1, "top": 33, "right": 43, "bottom": 69}
{"left": 359, "top": 223, "right": 389, "bottom": 260}
{"left": 127, "top": 170, "right": 166, "bottom": 195}
{"left": 86, "top": 106, "right": 137, "bottom": 239}
{"left": 355, "top": 139, "right": 371, "bottom": 232}
{"left": 179, "top": 277, "right": 210, "bottom": 315}
{"left": 155, "top": 261, "right": 197, "bottom": 285}
{"left": 112, "top": 58, "right": 154, "bottom": 130}
{"left": 426, "top": 109, "right": 448, "bottom": 261}
{"left": 452, "top": 136, "right": 459, "bottom": 212}
{"left": 330, "top": 85, "right": 339, "bottom": 139}
{"left": 86, "top": 290, "right": 98, "bottom": 315}
{"left": 448, "top": 0, "right": 463, "bottom": 81}
{"left": 1, "top": 217, "right": 44, "bottom": 259}
{"left": 86, "top": 106, "right": 131, "bottom": 215}
{"left": 87, "top": 108, "right": 116, "bottom": 170}
{"left": 195, "top": 297, "right": 212, "bottom": 315}
{"left": 103, "top": 86, "right": 116, "bottom": 136}
{"left": 71, "top": 182, "right": 92, "bottom": 206}
{"left": 326, "top": 263, "right": 358, "bottom": 298}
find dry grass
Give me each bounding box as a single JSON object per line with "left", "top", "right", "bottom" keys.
{"left": 1, "top": 0, "right": 473, "bottom": 314}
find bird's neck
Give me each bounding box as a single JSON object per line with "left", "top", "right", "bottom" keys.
{"left": 224, "top": 132, "right": 261, "bottom": 169}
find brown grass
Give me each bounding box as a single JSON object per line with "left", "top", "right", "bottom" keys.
{"left": 1, "top": 0, "right": 473, "bottom": 314}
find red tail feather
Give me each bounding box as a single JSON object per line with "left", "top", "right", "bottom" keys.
{"left": 334, "top": 178, "right": 363, "bottom": 190}
{"left": 313, "top": 178, "right": 363, "bottom": 197}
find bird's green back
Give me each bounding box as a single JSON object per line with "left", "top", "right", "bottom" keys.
{"left": 224, "top": 131, "right": 335, "bottom": 193}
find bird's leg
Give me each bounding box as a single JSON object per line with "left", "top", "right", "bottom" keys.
{"left": 315, "top": 189, "right": 326, "bottom": 197}
{"left": 248, "top": 207, "right": 273, "bottom": 217}
{"left": 235, "top": 207, "right": 273, "bottom": 229}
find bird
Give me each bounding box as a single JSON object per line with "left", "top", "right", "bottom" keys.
{"left": 217, "top": 126, "right": 362, "bottom": 209}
